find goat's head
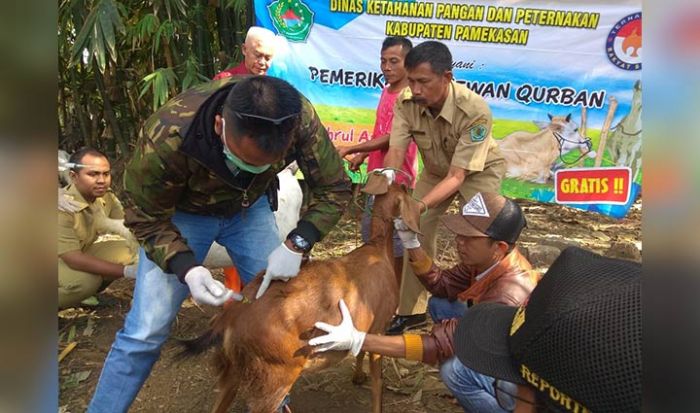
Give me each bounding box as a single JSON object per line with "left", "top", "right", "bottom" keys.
{"left": 362, "top": 171, "right": 421, "bottom": 234}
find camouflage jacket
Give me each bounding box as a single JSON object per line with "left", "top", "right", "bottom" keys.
{"left": 122, "top": 77, "right": 351, "bottom": 280}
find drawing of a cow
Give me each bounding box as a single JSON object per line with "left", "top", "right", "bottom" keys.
{"left": 498, "top": 114, "right": 596, "bottom": 183}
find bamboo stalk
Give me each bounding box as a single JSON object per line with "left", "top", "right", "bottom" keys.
{"left": 195, "top": 0, "right": 214, "bottom": 78}
{"left": 163, "top": 39, "right": 178, "bottom": 96}
{"left": 93, "top": 60, "right": 128, "bottom": 156}
{"left": 594, "top": 96, "right": 618, "bottom": 168}
{"left": 216, "top": 4, "right": 233, "bottom": 60}
{"left": 70, "top": 68, "right": 91, "bottom": 148}
{"left": 58, "top": 58, "right": 69, "bottom": 135}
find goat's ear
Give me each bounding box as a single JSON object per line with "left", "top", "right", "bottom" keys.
{"left": 362, "top": 173, "right": 389, "bottom": 195}
{"left": 399, "top": 194, "right": 422, "bottom": 235}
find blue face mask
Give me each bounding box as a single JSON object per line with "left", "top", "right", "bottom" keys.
{"left": 220, "top": 118, "right": 271, "bottom": 174}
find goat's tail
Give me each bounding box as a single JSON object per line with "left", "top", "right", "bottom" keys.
{"left": 175, "top": 328, "right": 222, "bottom": 360}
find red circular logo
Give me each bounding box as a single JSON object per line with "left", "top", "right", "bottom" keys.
{"left": 606, "top": 12, "right": 642, "bottom": 71}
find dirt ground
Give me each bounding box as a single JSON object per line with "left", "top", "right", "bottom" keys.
{"left": 58, "top": 198, "right": 641, "bottom": 413}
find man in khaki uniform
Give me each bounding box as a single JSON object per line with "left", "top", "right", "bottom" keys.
{"left": 58, "top": 147, "right": 137, "bottom": 308}
{"left": 382, "top": 41, "right": 505, "bottom": 334}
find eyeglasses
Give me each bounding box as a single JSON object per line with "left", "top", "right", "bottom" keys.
{"left": 493, "top": 380, "right": 547, "bottom": 412}
{"left": 232, "top": 111, "right": 300, "bottom": 126}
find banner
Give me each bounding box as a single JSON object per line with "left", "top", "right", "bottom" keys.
{"left": 255, "top": 0, "right": 642, "bottom": 218}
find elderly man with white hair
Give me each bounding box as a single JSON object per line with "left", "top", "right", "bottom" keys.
{"left": 214, "top": 26, "right": 277, "bottom": 79}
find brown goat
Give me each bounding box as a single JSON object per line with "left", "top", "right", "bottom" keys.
{"left": 185, "top": 175, "right": 421, "bottom": 413}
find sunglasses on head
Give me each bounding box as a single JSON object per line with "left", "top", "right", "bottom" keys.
{"left": 232, "top": 111, "right": 300, "bottom": 125}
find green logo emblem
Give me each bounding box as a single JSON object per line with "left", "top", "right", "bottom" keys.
{"left": 268, "top": 0, "right": 314, "bottom": 42}
{"left": 470, "top": 125, "right": 487, "bottom": 142}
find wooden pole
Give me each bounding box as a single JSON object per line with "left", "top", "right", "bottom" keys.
{"left": 594, "top": 96, "right": 618, "bottom": 168}
{"left": 574, "top": 106, "right": 588, "bottom": 167}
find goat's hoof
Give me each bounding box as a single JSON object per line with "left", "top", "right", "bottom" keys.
{"left": 352, "top": 371, "right": 368, "bottom": 385}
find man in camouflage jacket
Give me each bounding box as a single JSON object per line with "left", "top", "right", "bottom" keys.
{"left": 88, "top": 76, "right": 351, "bottom": 413}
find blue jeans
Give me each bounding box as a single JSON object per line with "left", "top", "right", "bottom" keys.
{"left": 88, "top": 196, "right": 279, "bottom": 413}
{"left": 428, "top": 296, "right": 467, "bottom": 322}
{"left": 440, "top": 356, "right": 509, "bottom": 413}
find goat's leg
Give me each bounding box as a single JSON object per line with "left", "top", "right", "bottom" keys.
{"left": 246, "top": 365, "right": 301, "bottom": 413}
{"left": 211, "top": 363, "right": 242, "bottom": 413}
{"left": 369, "top": 352, "right": 383, "bottom": 413}
{"left": 246, "top": 384, "right": 293, "bottom": 413}
{"left": 352, "top": 351, "right": 368, "bottom": 384}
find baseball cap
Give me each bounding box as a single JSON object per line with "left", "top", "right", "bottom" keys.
{"left": 440, "top": 192, "right": 526, "bottom": 244}
{"left": 454, "top": 247, "right": 641, "bottom": 412}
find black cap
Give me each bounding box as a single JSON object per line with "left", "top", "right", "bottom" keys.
{"left": 454, "top": 247, "right": 641, "bottom": 412}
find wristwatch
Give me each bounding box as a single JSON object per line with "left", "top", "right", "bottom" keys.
{"left": 287, "top": 233, "right": 311, "bottom": 253}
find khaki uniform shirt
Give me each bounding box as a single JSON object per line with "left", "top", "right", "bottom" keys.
{"left": 390, "top": 81, "right": 504, "bottom": 178}
{"left": 58, "top": 185, "right": 125, "bottom": 256}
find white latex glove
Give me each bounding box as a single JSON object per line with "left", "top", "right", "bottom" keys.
{"left": 256, "top": 242, "right": 303, "bottom": 299}
{"left": 58, "top": 187, "right": 82, "bottom": 213}
{"left": 309, "top": 299, "right": 367, "bottom": 356}
{"left": 394, "top": 218, "right": 420, "bottom": 249}
{"left": 184, "top": 266, "right": 241, "bottom": 306}
{"left": 123, "top": 264, "right": 138, "bottom": 279}
{"left": 381, "top": 169, "right": 395, "bottom": 185}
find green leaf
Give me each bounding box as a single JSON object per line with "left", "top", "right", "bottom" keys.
{"left": 106, "top": 0, "right": 125, "bottom": 33}
{"left": 138, "top": 14, "right": 158, "bottom": 40}
{"left": 70, "top": 0, "right": 125, "bottom": 71}
{"left": 152, "top": 20, "right": 176, "bottom": 56}
{"left": 70, "top": 7, "right": 98, "bottom": 63}
{"left": 83, "top": 318, "right": 95, "bottom": 337}
{"left": 67, "top": 325, "right": 77, "bottom": 342}
{"left": 61, "top": 370, "right": 92, "bottom": 390}
{"left": 152, "top": 23, "right": 164, "bottom": 54}
{"left": 180, "top": 56, "right": 209, "bottom": 90}
{"left": 99, "top": 7, "right": 116, "bottom": 62}
{"left": 139, "top": 67, "right": 178, "bottom": 111}
{"left": 94, "top": 22, "right": 107, "bottom": 72}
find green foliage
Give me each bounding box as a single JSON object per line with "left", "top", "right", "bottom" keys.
{"left": 130, "top": 13, "right": 159, "bottom": 48}
{"left": 152, "top": 19, "right": 178, "bottom": 54}
{"left": 181, "top": 56, "right": 210, "bottom": 90}
{"left": 59, "top": 0, "right": 253, "bottom": 156}
{"left": 139, "top": 67, "right": 178, "bottom": 111}
{"left": 70, "top": 0, "right": 126, "bottom": 73}
{"left": 157, "top": 0, "right": 187, "bottom": 19}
